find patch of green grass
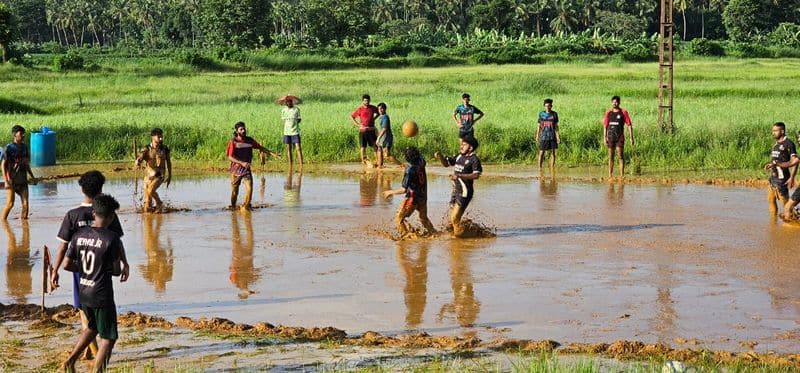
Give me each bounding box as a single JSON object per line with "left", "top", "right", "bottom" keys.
{"left": 2, "top": 59, "right": 799, "bottom": 172}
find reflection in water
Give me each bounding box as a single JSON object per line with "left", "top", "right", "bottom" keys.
{"left": 230, "top": 211, "right": 261, "bottom": 298}
{"left": 139, "top": 214, "right": 174, "bottom": 294}
{"left": 358, "top": 172, "right": 378, "bottom": 207}
{"left": 764, "top": 222, "right": 800, "bottom": 314}
{"left": 284, "top": 168, "right": 302, "bottom": 207}
{"left": 3, "top": 221, "right": 32, "bottom": 303}
{"left": 539, "top": 178, "right": 558, "bottom": 199}
{"left": 30, "top": 180, "right": 58, "bottom": 197}
{"left": 652, "top": 263, "right": 676, "bottom": 342}
{"left": 606, "top": 182, "right": 625, "bottom": 206}
{"left": 377, "top": 172, "right": 396, "bottom": 206}
{"left": 396, "top": 240, "right": 430, "bottom": 328}
{"left": 438, "top": 240, "right": 481, "bottom": 327}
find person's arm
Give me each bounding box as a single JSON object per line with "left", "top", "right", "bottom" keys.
{"left": 51, "top": 241, "right": 68, "bottom": 289}
{"left": 535, "top": 117, "right": 541, "bottom": 142}
{"left": 453, "top": 109, "right": 462, "bottom": 127}
{"left": 351, "top": 109, "right": 361, "bottom": 127}
{"left": 625, "top": 110, "right": 634, "bottom": 146}
{"left": 473, "top": 108, "right": 484, "bottom": 124}
{"left": 554, "top": 113, "right": 561, "bottom": 144}
{"left": 116, "top": 240, "right": 129, "bottom": 282}
{"left": 134, "top": 146, "right": 147, "bottom": 167}
{"left": 62, "top": 243, "right": 79, "bottom": 273}
{"left": 227, "top": 141, "right": 249, "bottom": 169}
{"left": 434, "top": 151, "right": 452, "bottom": 167}
{"left": 253, "top": 140, "right": 280, "bottom": 158}
{"left": 165, "top": 149, "right": 172, "bottom": 187}
{"left": 1, "top": 157, "right": 9, "bottom": 188}
{"left": 382, "top": 188, "right": 406, "bottom": 198}
{"left": 602, "top": 111, "right": 609, "bottom": 147}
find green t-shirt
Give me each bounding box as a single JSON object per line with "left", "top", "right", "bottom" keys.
{"left": 281, "top": 106, "right": 301, "bottom": 136}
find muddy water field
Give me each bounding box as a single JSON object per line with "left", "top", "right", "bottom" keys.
{"left": 2, "top": 165, "right": 800, "bottom": 369}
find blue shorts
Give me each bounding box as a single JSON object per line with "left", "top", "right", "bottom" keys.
{"left": 283, "top": 135, "right": 301, "bottom": 144}
{"left": 72, "top": 271, "right": 81, "bottom": 308}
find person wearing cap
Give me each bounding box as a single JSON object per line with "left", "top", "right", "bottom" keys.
{"left": 2, "top": 125, "right": 37, "bottom": 221}
{"left": 226, "top": 122, "right": 279, "bottom": 211}
{"left": 435, "top": 136, "right": 482, "bottom": 238}
{"left": 281, "top": 98, "right": 304, "bottom": 168}
{"left": 453, "top": 93, "right": 484, "bottom": 139}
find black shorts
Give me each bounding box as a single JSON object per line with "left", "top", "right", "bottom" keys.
{"left": 770, "top": 177, "right": 790, "bottom": 199}
{"left": 450, "top": 194, "right": 473, "bottom": 209}
{"left": 360, "top": 131, "right": 377, "bottom": 148}
{"left": 82, "top": 305, "right": 118, "bottom": 340}
{"left": 792, "top": 187, "right": 800, "bottom": 202}
{"left": 539, "top": 139, "right": 558, "bottom": 151}
{"left": 459, "top": 128, "right": 474, "bottom": 139}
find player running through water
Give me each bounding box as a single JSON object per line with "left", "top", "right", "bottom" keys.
{"left": 764, "top": 122, "right": 798, "bottom": 217}
{"left": 227, "top": 122, "right": 280, "bottom": 211}
{"left": 383, "top": 147, "right": 436, "bottom": 238}
{"left": 436, "top": 136, "right": 482, "bottom": 238}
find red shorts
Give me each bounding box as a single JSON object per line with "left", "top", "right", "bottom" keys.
{"left": 606, "top": 134, "right": 625, "bottom": 148}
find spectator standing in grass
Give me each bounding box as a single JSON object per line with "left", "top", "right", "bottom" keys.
{"left": 536, "top": 98, "right": 561, "bottom": 175}
{"left": 602, "top": 96, "right": 634, "bottom": 178}
{"left": 376, "top": 102, "right": 401, "bottom": 168}
{"left": 279, "top": 95, "right": 304, "bottom": 169}
{"left": 453, "top": 93, "right": 484, "bottom": 139}
{"left": 350, "top": 94, "right": 380, "bottom": 167}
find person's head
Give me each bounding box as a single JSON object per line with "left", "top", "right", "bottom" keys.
{"left": 460, "top": 136, "right": 479, "bottom": 155}
{"left": 234, "top": 121, "right": 247, "bottom": 138}
{"left": 362, "top": 94, "right": 371, "bottom": 105}
{"left": 543, "top": 98, "right": 553, "bottom": 111}
{"left": 377, "top": 102, "right": 387, "bottom": 114}
{"left": 611, "top": 96, "right": 621, "bottom": 109}
{"left": 92, "top": 194, "right": 120, "bottom": 228}
{"left": 11, "top": 125, "right": 25, "bottom": 143}
{"left": 78, "top": 170, "right": 106, "bottom": 199}
{"left": 404, "top": 146, "right": 421, "bottom": 165}
{"left": 286, "top": 98, "right": 294, "bottom": 108}
{"left": 150, "top": 127, "right": 164, "bottom": 145}
{"left": 773, "top": 122, "right": 786, "bottom": 140}
{"left": 462, "top": 93, "right": 471, "bottom": 104}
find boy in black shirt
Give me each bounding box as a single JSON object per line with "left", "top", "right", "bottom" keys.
{"left": 435, "top": 136, "right": 482, "bottom": 238}
{"left": 764, "top": 122, "right": 798, "bottom": 216}
{"left": 61, "top": 194, "right": 129, "bottom": 373}
{"left": 51, "top": 170, "right": 125, "bottom": 359}
{"left": 383, "top": 147, "right": 436, "bottom": 237}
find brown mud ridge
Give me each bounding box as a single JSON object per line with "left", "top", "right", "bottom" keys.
{"left": 223, "top": 203, "right": 275, "bottom": 211}
{"left": 5, "top": 303, "right": 800, "bottom": 368}
{"left": 445, "top": 219, "right": 497, "bottom": 238}
{"left": 550, "top": 175, "right": 768, "bottom": 188}
{"left": 136, "top": 206, "right": 193, "bottom": 214}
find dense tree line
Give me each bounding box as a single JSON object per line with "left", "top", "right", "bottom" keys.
{"left": 2, "top": 0, "right": 800, "bottom": 50}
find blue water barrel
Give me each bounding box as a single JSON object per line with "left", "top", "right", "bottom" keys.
{"left": 31, "top": 128, "right": 56, "bottom": 166}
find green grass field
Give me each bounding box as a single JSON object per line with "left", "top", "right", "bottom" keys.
{"left": 1, "top": 58, "right": 799, "bottom": 172}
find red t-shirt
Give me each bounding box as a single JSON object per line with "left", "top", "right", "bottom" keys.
{"left": 602, "top": 109, "right": 632, "bottom": 128}
{"left": 226, "top": 136, "right": 265, "bottom": 175}
{"left": 351, "top": 105, "right": 379, "bottom": 133}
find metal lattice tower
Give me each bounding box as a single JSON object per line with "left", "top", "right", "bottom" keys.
{"left": 658, "top": 0, "right": 675, "bottom": 133}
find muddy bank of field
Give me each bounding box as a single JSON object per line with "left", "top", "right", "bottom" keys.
{"left": 3, "top": 165, "right": 800, "bottom": 361}
{"left": 2, "top": 304, "right": 798, "bottom": 371}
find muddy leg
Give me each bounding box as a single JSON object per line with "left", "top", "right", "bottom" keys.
{"left": 782, "top": 198, "right": 798, "bottom": 220}
{"left": 377, "top": 147, "right": 385, "bottom": 168}
{"left": 2, "top": 187, "right": 14, "bottom": 220}
{"left": 416, "top": 200, "right": 437, "bottom": 234}
{"left": 296, "top": 143, "right": 304, "bottom": 167}
{"left": 549, "top": 149, "right": 557, "bottom": 174}
{"left": 768, "top": 187, "right": 779, "bottom": 215}
{"left": 242, "top": 174, "right": 253, "bottom": 209}
{"left": 450, "top": 204, "right": 466, "bottom": 238}
{"left": 537, "top": 150, "right": 544, "bottom": 171}
{"left": 617, "top": 146, "right": 625, "bottom": 178}
{"left": 360, "top": 147, "right": 367, "bottom": 165}
{"left": 607, "top": 147, "right": 615, "bottom": 178}
{"left": 78, "top": 310, "right": 98, "bottom": 360}
{"left": 19, "top": 187, "right": 29, "bottom": 220}
{"left": 286, "top": 144, "right": 293, "bottom": 167}
{"left": 395, "top": 201, "right": 414, "bottom": 236}
{"left": 91, "top": 338, "right": 115, "bottom": 373}
{"left": 230, "top": 174, "right": 241, "bottom": 209}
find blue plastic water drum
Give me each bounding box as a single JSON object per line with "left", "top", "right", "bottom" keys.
{"left": 30, "top": 127, "right": 56, "bottom": 166}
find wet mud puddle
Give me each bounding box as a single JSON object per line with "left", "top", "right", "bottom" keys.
{"left": 2, "top": 170, "right": 800, "bottom": 353}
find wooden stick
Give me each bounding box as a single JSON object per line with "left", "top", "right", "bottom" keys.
{"left": 41, "top": 245, "right": 49, "bottom": 313}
